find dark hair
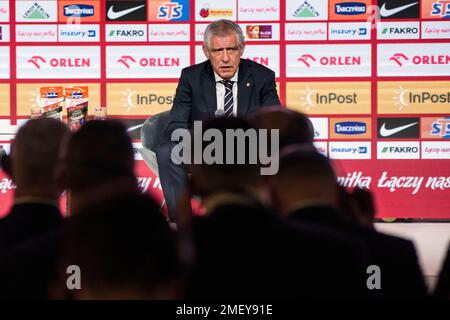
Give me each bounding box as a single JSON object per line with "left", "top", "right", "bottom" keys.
{"left": 61, "top": 193, "right": 181, "bottom": 298}
{"left": 65, "top": 120, "right": 135, "bottom": 192}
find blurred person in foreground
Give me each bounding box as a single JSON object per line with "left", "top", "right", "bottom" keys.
{"left": 267, "top": 146, "right": 427, "bottom": 299}
{"left": 249, "top": 106, "right": 314, "bottom": 148}
{"left": 0, "top": 118, "right": 70, "bottom": 299}
{"left": 61, "top": 120, "right": 140, "bottom": 215}
{"left": 53, "top": 193, "right": 182, "bottom": 299}
{"left": 0, "top": 118, "right": 70, "bottom": 250}
{"left": 182, "top": 117, "right": 368, "bottom": 299}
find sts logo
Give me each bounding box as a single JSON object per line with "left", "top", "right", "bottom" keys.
{"left": 149, "top": 0, "right": 189, "bottom": 22}
{"left": 431, "top": 0, "right": 450, "bottom": 18}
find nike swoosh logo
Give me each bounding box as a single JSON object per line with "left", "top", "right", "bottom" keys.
{"left": 380, "top": 2, "right": 418, "bottom": 17}
{"left": 380, "top": 122, "right": 418, "bottom": 137}
{"left": 107, "top": 5, "right": 145, "bottom": 20}
{"left": 127, "top": 124, "right": 144, "bottom": 132}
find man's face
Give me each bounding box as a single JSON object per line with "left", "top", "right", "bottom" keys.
{"left": 203, "top": 32, "right": 245, "bottom": 80}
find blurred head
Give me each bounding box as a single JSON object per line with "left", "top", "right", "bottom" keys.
{"left": 250, "top": 107, "right": 314, "bottom": 148}
{"left": 189, "top": 117, "right": 263, "bottom": 199}
{"left": 58, "top": 193, "right": 182, "bottom": 299}
{"left": 6, "top": 118, "right": 70, "bottom": 197}
{"left": 62, "top": 120, "right": 135, "bottom": 195}
{"left": 268, "top": 145, "right": 339, "bottom": 215}
{"left": 203, "top": 19, "right": 245, "bottom": 80}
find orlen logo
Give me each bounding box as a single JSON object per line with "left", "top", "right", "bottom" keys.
{"left": 389, "top": 53, "right": 408, "bottom": 66}
{"left": 27, "top": 55, "right": 91, "bottom": 69}
{"left": 297, "top": 54, "right": 361, "bottom": 67}
{"left": 431, "top": 0, "right": 450, "bottom": 18}
{"left": 389, "top": 53, "right": 450, "bottom": 66}
{"left": 63, "top": 5, "right": 94, "bottom": 17}
{"left": 158, "top": 2, "right": 183, "bottom": 20}
{"left": 335, "top": 2, "right": 366, "bottom": 15}
{"left": 117, "top": 55, "right": 180, "bottom": 68}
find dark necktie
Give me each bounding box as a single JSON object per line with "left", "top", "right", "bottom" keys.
{"left": 221, "top": 80, "right": 234, "bottom": 117}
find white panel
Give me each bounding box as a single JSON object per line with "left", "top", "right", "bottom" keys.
{"left": 238, "top": 0, "right": 280, "bottom": 21}
{"left": 16, "top": 0, "right": 58, "bottom": 22}
{"left": 0, "top": 24, "right": 9, "bottom": 42}
{"left": 106, "top": 24, "right": 147, "bottom": 42}
{"left": 285, "top": 22, "right": 327, "bottom": 41}
{"left": 0, "top": 1, "right": 9, "bottom": 22}
{"left": 310, "top": 117, "right": 329, "bottom": 140}
{"left": 286, "top": 0, "right": 328, "bottom": 21}
{"left": 148, "top": 24, "right": 190, "bottom": 42}
{"left": 422, "top": 21, "right": 450, "bottom": 39}
{"left": 195, "top": 0, "right": 236, "bottom": 22}
{"left": 59, "top": 24, "right": 100, "bottom": 42}
{"left": 242, "top": 45, "right": 279, "bottom": 77}
{"left": 0, "top": 45, "right": 8, "bottom": 78}
{"left": 377, "top": 21, "right": 420, "bottom": 40}
{"left": 16, "top": 24, "right": 57, "bottom": 42}
{"left": 329, "top": 141, "right": 371, "bottom": 159}
{"left": 329, "top": 22, "right": 371, "bottom": 40}
{"left": 421, "top": 142, "right": 450, "bottom": 159}
{"left": 107, "top": 46, "right": 190, "bottom": 79}
{"left": 377, "top": 141, "right": 420, "bottom": 159}
{"left": 287, "top": 44, "right": 371, "bottom": 77}
{"left": 16, "top": 46, "right": 100, "bottom": 79}
{"left": 378, "top": 43, "right": 450, "bottom": 76}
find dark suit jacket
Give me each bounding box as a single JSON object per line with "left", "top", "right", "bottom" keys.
{"left": 0, "top": 202, "right": 62, "bottom": 252}
{"left": 166, "top": 59, "right": 281, "bottom": 135}
{"left": 289, "top": 205, "right": 427, "bottom": 299}
{"left": 188, "top": 200, "right": 368, "bottom": 299}
{"left": 434, "top": 244, "right": 450, "bottom": 299}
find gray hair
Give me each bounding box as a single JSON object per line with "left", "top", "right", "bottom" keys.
{"left": 203, "top": 19, "right": 245, "bottom": 49}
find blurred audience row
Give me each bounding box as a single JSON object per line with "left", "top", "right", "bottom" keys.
{"left": 0, "top": 108, "right": 449, "bottom": 299}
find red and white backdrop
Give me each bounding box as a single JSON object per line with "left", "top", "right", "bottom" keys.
{"left": 0, "top": 0, "right": 449, "bottom": 218}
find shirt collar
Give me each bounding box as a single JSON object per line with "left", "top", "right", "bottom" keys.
{"left": 214, "top": 69, "right": 239, "bottom": 83}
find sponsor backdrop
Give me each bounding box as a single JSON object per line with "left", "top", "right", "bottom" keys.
{"left": 0, "top": 0, "right": 449, "bottom": 218}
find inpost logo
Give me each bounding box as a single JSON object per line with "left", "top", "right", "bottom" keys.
{"left": 378, "top": 82, "right": 450, "bottom": 114}
{"left": 287, "top": 82, "right": 371, "bottom": 115}
{"left": 106, "top": 83, "right": 177, "bottom": 115}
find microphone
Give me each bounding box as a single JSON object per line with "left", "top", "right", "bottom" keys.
{"left": 214, "top": 109, "right": 225, "bottom": 118}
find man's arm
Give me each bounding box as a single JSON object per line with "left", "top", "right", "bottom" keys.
{"left": 165, "top": 68, "right": 192, "bottom": 136}
{"left": 260, "top": 70, "right": 281, "bottom": 107}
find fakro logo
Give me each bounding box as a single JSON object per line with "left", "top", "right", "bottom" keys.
{"left": 116, "top": 55, "right": 180, "bottom": 69}
{"left": 27, "top": 55, "right": 91, "bottom": 69}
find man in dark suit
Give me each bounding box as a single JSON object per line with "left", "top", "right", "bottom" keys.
{"left": 268, "top": 146, "right": 427, "bottom": 299}
{"left": 157, "top": 19, "right": 281, "bottom": 221}
{"left": 0, "top": 118, "right": 70, "bottom": 252}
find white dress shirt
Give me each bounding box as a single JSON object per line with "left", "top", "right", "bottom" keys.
{"left": 214, "top": 70, "right": 238, "bottom": 116}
